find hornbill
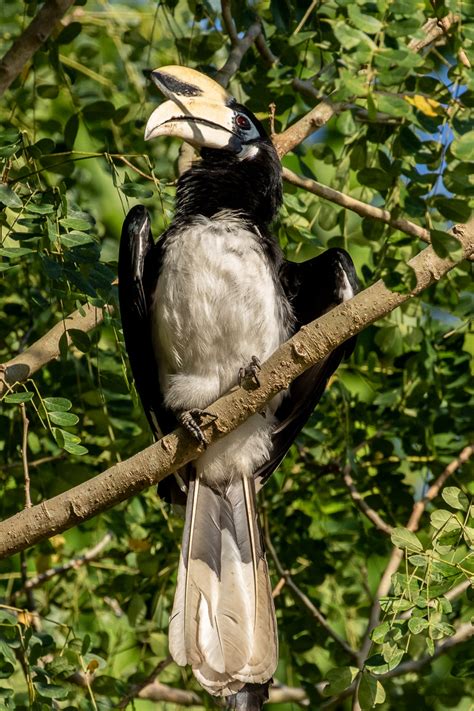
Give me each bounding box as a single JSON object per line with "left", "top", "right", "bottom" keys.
{"left": 118, "top": 66, "right": 359, "bottom": 709}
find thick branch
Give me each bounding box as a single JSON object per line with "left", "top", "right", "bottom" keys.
{"left": 0, "top": 0, "right": 76, "bottom": 97}
{"left": 283, "top": 168, "right": 431, "bottom": 244}
{"left": 0, "top": 222, "right": 471, "bottom": 560}
{"left": 0, "top": 304, "right": 111, "bottom": 398}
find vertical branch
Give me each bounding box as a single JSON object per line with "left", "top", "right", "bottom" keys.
{"left": 20, "top": 403, "right": 31, "bottom": 509}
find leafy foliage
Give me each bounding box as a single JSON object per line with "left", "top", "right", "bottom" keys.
{"left": 0, "top": 0, "right": 473, "bottom": 709}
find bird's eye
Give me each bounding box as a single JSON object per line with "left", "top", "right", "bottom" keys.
{"left": 235, "top": 114, "right": 251, "bottom": 130}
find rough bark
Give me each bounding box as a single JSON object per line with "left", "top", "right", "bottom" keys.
{"left": 0, "top": 0, "right": 76, "bottom": 97}
{"left": 0, "top": 220, "right": 472, "bottom": 560}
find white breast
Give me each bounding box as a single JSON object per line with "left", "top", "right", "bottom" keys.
{"left": 152, "top": 213, "right": 290, "bottom": 413}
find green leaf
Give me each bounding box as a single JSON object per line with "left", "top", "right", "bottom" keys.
{"left": 430, "top": 230, "right": 464, "bottom": 261}
{"left": 43, "top": 397, "right": 72, "bottom": 412}
{"left": 391, "top": 527, "right": 423, "bottom": 552}
{"left": 348, "top": 5, "right": 383, "bottom": 33}
{"left": 120, "top": 182, "right": 154, "bottom": 199}
{"left": 68, "top": 328, "right": 91, "bottom": 353}
{"left": 35, "top": 682, "right": 70, "bottom": 700}
{"left": 408, "top": 616, "right": 429, "bottom": 634}
{"left": 3, "top": 392, "right": 34, "bottom": 403}
{"left": 0, "top": 185, "right": 23, "bottom": 209}
{"left": 59, "top": 217, "right": 91, "bottom": 231}
{"left": 359, "top": 672, "right": 386, "bottom": 709}
{"left": 63, "top": 443, "right": 88, "bottom": 455}
{"left": 371, "top": 621, "right": 390, "bottom": 644}
{"left": 442, "top": 486, "right": 469, "bottom": 511}
{"left": 322, "top": 666, "right": 359, "bottom": 696}
{"left": 48, "top": 412, "right": 79, "bottom": 427}
{"left": 451, "top": 131, "right": 474, "bottom": 161}
{"left": 433, "top": 197, "right": 471, "bottom": 223}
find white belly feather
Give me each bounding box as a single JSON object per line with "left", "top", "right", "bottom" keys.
{"left": 151, "top": 212, "right": 291, "bottom": 486}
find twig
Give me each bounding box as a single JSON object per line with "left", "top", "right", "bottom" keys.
{"left": 264, "top": 518, "right": 358, "bottom": 659}
{"left": 0, "top": 0, "right": 76, "bottom": 97}
{"left": 221, "top": 0, "right": 239, "bottom": 46}
{"left": 359, "top": 444, "right": 473, "bottom": 662}
{"left": 399, "top": 579, "right": 472, "bottom": 620}
{"left": 293, "top": 0, "right": 318, "bottom": 35}
{"left": 273, "top": 100, "right": 344, "bottom": 158}
{"left": 282, "top": 168, "right": 431, "bottom": 244}
{"left": 20, "top": 404, "right": 31, "bottom": 509}
{"left": 381, "top": 622, "right": 473, "bottom": 678}
{"left": 117, "top": 656, "right": 173, "bottom": 709}
{"left": 342, "top": 464, "right": 393, "bottom": 535}
{"left": 0, "top": 219, "right": 472, "bottom": 560}
{"left": 255, "top": 34, "right": 278, "bottom": 65}
{"left": 0, "top": 303, "right": 113, "bottom": 398}
{"left": 19, "top": 532, "right": 113, "bottom": 592}
{"left": 214, "top": 22, "right": 262, "bottom": 90}
{"left": 408, "top": 13, "right": 459, "bottom": 53}
{"left": 407, "top": 444, "right": 474, "bottom": 531}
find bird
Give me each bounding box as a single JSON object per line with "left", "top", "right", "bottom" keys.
{"left": 118, "top": 65, "right": 359, "bottom": 710}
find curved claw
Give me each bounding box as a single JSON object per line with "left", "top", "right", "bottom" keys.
{"left": 178, "top": 409, "right": 217, "bottom": 448}
{"left": 238, "top": 355, "right": 262, "bottom": 389}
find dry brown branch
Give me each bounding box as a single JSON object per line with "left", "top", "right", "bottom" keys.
{"left": 342, "top": 464, "right": 393, "bottom": 536}
{"left": 408, "top": 13, "right": 459, "bottom": 53}
{"left": 360, "top": 444, "right": 474, "bottom": 661}
{"left": 273, "top": 99, "right": 344, "bottom": 158}
{"left": 282, "top": 167, "right": 432, "bottom": 244}
{"left": 117, "top": 656, "right": 173, "bottom": 709}
{"left": 264, "top": 518, "right": 358, "bottom": 659}
{"left": 20, "top": 404, "right": 31, "bottom": 509}
{"left": 125, "top": 678, "right": 310, "bottom": 707}
{"left": 0, "top": 220, "right": 472, "bottom": 560}
{"left": 0, "top": 303, "right": 112, "bottom": 398}
{"left": 0, "top": 0, "right": 76, "bottom": 97}
{"left": 18, "top": 532, "right": 113, "bottom": 592}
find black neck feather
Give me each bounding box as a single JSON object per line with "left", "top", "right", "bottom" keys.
{"left": 174, "top": 141, "right": 282, "bottom": 228}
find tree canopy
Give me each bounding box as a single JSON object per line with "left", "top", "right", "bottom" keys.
{"left": 0, "top": 1, "right": 473, "bottom": 709}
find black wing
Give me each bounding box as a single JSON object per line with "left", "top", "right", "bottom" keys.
{"left": 255, "top": 247, "right": 359, "bottom": 487}
{"left": 119, "top": 206, "right": 186, "bottom": 504}
{"left": 118, "top": 205, "right": 175, "bottom": 438}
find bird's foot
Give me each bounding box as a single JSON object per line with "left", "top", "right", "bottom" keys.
{"left": 238, "top": 355, "right": 261, "bottom": 389}
{"left": 178, "top": 409, "right": 217, "bottom": 448}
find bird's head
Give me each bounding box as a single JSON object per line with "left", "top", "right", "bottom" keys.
{"left": 144, "top": 65, "right": 282, "bottom": 225}
{"left": 145, "top": 65, "right": 269, "bottom": 161}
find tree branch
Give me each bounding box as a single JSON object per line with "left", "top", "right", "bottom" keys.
{"left": 359, "top": 443, "right": 473, "bottom": 661}
{"left": 342, "top": 464, "right": 393, "bottom": 536}
{"left": 0, "top": 304, "right": 112, "bottom": 398}
{"left": 282, "top": 168, "right": 431, "bottom": 244}
{"left": 17, "top": 531, "right": 113, "bottom": 593}
{"left": 382, "top": 622, "right": 473, "bottom": 678}
{"left": 264, "top": 517, "right": 358, "bottom": 659}
{"left": 0, "top": 221, "right": 471, "bottom": 560}
{"left": 408, "top": 13, "right": 460, "bottom": 53}
{"left": 273, "top": 99, "right": 344, "bottom": 158}
{"left": 0, "top": 0, "right": 76, "bottom": 97}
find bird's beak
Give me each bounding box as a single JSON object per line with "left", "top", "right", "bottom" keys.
{"left": 144, "top": 66, "right": 242, "bottom": 153}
